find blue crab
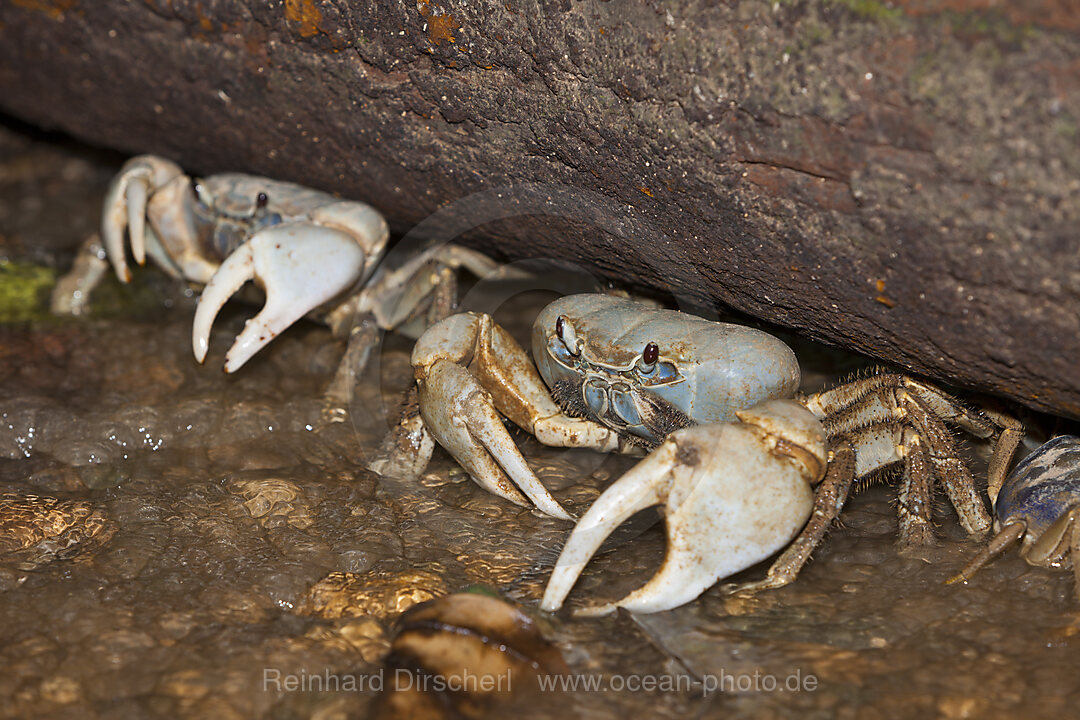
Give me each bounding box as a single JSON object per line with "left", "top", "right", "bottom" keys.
{"left": 53, "top": 154, "right": 500, "bottom": 406}
{"left": 949, "top": 435, "right": 1080, "bottom": 598}
{"left": 376, "top": 293, "right": 1023, "bottom": 614}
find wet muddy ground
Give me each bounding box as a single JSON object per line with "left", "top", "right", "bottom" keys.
{"left": 1, "top": 121, "right": 1079, "bottom": 719}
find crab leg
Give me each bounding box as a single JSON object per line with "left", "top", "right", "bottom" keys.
{"left": 192, "top": 224, "right": 370, "bottom": 372}
{"left": 542, "top": 400, "right": 825, "bottom": 615}
{"left": 946, "top": 522, "right": 1026, "bottom": 585}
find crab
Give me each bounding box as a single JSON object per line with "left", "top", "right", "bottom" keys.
{"left": 948, "top": 435, "right": 1080, "bottom": 599}
{"left": 52, "top": 154, "right": 501, "bottom": 410}
{"left": 374, "top": 293, "right": 1023, "bottom": 614}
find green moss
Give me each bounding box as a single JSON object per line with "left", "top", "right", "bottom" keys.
{"left": 828, "top": 0, "right": 903, "bottom": 24}
{"left": 942, "top": 10, "right": 1037, "bottom": 45}
{"left": 0, "top": 261, "right": 57, "bottom": 324}
{"left": 82, "top": 269, "right": 168, "bottom": 318}
{"left": 460, "top": 584, "right": 500, "bottom": 598}
{"left": 0, "top": 259, "right": 167, "bottom": 325}
{"left": 1053, "top": 117, "right": 1077, "bottom": 141}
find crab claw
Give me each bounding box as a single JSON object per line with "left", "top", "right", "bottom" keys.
{"left": 192, "top": 224, "right": 369, "bottom": 372}
{"left": 402, "top": 312, "right": 620, "bottom": 519}
{"left": 540, "top": 400, "right": 826, "bottom": 616}
{"left": 418, "top": 358, "right": 575, "bottom": 520}
{"left": 101, "top": 155, "right": 185, "bottom": 282}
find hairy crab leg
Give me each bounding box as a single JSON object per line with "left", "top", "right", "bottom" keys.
{"left": 319, "top": 245, "right": 507, "bottom": 422}
{"left": 725, "top": 422, "right": 960, "bottom": 595}
{"left": 49, "top": 234, "right": 110, "bottom": 316}
{"left": 945, "top": 515, "right": 1080, "bottom": 598}
{"left": 725, "top": 375, "right": 1019, "bottom": 597}
{"left": 347, "top": 244, "right": 508, "bottom": 331}
{"left": 542, "top": 400, "right": 825, "bottom": 616}
{"left": 980, "top": 407, "right": 1025, "bottom": 503}
{"left": 899, "top": 383, "right": 1024, "bottom": 501}
{"left": 949, "top": 436, "right": 1080, "bottom": 599}
{"left": 807, "top": 377, "right": 994, "bottom": 537}
{"left": 192, "top": 224, "right": 370, "bottom": 372}
{"left": 895, "top": 431, "right": 936, "bottom": 546}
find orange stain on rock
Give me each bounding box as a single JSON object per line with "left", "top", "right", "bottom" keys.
{"left": 11, "top": 0, "right": 75, "bottom": 20}
{"left": 195, "top": 3, "right": 213, "bottom": 32}
{"left": 285, "top": 0, "right": 323, "bottom": 38}
{"left": 417, "top": 0, "right": 460, "bottom": 45}
{"left": 874, "top": 279, "right": 896, "bottom": 307}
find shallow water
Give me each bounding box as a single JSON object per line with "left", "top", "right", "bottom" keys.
{"left": 1, "top": 123, "right": 1079, "bottom": 719}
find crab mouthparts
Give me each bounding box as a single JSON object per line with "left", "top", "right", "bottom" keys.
{"left": 550, "top": 375, "right": 691, "bottom": 449}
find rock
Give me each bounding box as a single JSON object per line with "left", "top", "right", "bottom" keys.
{"left": 0, "top": 0, "right": 1078, "bottom": 416}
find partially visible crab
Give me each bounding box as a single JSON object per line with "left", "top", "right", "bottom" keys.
{"left": 376, "top": 293, "right": 1022, "bottom": 614}
{"left": 53, "top": 155, "right": 500, "bottom": 409}
{"left": 948, "top": 435, "right": 1080, "bottom": 599}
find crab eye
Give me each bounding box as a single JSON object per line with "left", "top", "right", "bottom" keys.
{"left": 255, "top": 191, "right": 269, "bottom": 209}
{"left": 636, "top": 341, "right": 659, "bottom": 372}
{"left": 556, "top": 315, "right": 581, "bottom": 356}
{"left": 642, "top": 342, "right": 658, "bottom": 366}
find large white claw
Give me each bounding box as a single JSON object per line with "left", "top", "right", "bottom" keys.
{"left": 541, "top": 399, "right": 825, "bottom": 616}
{"left": 101, "top": 155, "right": 184, "bottom": 283}
{"left": 193, "top": 224, "right": 368, "bottom": 372}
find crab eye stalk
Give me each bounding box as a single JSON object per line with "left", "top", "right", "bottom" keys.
{"left": 556, "top": 315, "right": 582, "bottom": 356}
{"left": 255, "top": 191, "right": 269, "bottom": 209}
{"left": 637, "top": 341, "right": 659, "bottom": 372}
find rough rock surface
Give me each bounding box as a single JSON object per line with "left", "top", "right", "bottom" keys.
{"left": 1, "top": 0, "right": 1078, "bottom": 416}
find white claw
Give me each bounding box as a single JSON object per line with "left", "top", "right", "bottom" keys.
{"left": 541, "top": 442, "right": 677, "bottom": 614}
{"left": 101, "top": 155, "right": 184, "bottom": 283}
{"left": 418, "top": 358, "right": 574, "bottom": 520}
{"left": 193, "top": 223, "right": 368, "bottom": 372}
{"left": 541, "top": 400, "right": 823, "bottom": 616}
{"left": 102, "top": 170, "right": 140, "bottom": 283}
{"left": 125, "top": 176, "right": 149, "bottom": 267}
{"left": 406, "top": 312, "right": 619, "bottom": 519}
